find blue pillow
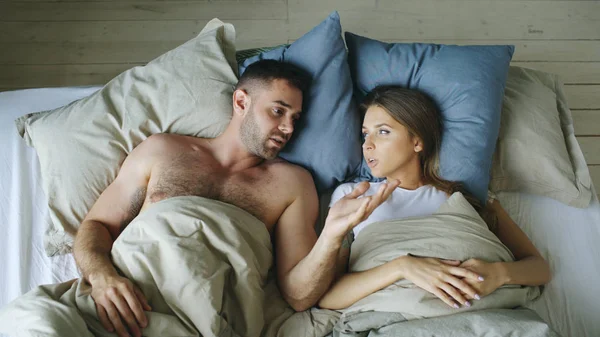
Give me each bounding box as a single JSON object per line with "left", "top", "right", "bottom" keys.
{"left": 345, "top": 32, "right": 514, "bottom": 203}
{"left": 239, "top": 12, "right": 362, "bottom": 194}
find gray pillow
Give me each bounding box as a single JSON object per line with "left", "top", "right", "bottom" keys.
{"left": 490, "top": 66, "right": 593, "bottom": 208}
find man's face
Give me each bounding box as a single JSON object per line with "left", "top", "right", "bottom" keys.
{"left": 240, "top": 79, "right": 303, "bottom": 160}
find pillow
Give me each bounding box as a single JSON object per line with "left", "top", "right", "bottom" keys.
{"left": 345, "top": 32, "right": 514, "bottom": 204}
{"left": 490, "top": 66, "right": 593, "bottom": 208}
{"left": 239, "top": 12, "right": 362, "bottom": 194}
{"left": 15, "top": 19, "right": 238, "bottom": 256}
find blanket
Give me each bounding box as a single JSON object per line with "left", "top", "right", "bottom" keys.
{"left": 320, "top": 192, "right": 552, "bottom": 336}
{"left": 0, "top": 196, "right": 298, "bottom": 337}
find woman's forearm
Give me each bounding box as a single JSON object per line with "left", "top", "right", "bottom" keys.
{"left": 497, "top": 256, "right": 551, "bottom": 286}
{"left": 318, "top": 257, "right": 406, "bottom": 310}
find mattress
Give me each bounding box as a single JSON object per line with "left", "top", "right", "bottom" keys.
{"left": 0, "top": 87, "right": 599, "bottom": 337}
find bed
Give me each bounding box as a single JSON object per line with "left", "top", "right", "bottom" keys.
{"left": 2, "top": 12, "right": 600, "bottom": 337}
{"left": 1, "top": 86, "right": 599, "bottom": 337}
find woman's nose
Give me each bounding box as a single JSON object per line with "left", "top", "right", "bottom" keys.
{"left": 362, "top": 137, "right": 374, "bottom": 150}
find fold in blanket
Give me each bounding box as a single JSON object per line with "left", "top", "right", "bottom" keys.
{"left": 0, "top": 196, "right": 296, "bottom": 337}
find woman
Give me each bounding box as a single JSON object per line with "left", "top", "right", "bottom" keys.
{"left": 318, "top": 85, "right": 551, "bottom": 310}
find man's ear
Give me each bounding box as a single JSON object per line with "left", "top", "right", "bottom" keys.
{"left": 233, "top": 89, "right": 251, "bottom": 116}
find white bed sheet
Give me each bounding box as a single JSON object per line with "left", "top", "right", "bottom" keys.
{"left": 0, "top": 87, "right": 100, "bottom": 309}
{"left": 0, "top": 87, "right": 599, "bottom": 337}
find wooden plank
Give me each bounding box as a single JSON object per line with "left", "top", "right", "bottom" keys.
{"left": 564, "top": 85, "right": 600, "bottom": 110}
{"left": 0, "top": 40, "right": 285, "bottom": 65}
{"left": 6, "top": 0, "right": 285, "bottom": 2}
{"left": 0, "top": 64, "right": 141, "bottom": 89}
{"left": 0, "top": 2, "right": 288, "bottom": 21}
{"left": 0, "top": 20, "right": 288, "bottom": 43}
{"left": 578, "top": 137, "right": 600, "bottom": 165}
{"left": 376, "top": 40, "right": 600, "bottom": 62}
{"left": 511, "top": 62, "right": 600, "bottom": 84}
{"left": 4, "top": 40, "right": 599, "bottom": 65}
{"left": 288, "top": 0, "right": 600, "bottom": 40}
{"left": 573, "top": 110, "right": 600, "bottom": 136}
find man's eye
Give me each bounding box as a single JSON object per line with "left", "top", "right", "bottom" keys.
{"left": 273, "top": 108, "right": 283, "bottom": 115}
{"left": 362, "top": 132, "right": 368, "bottom": 139}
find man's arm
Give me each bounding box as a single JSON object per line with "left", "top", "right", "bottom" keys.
{"left": 273, "top": 168, "right": 325, "bottom": 312}
{"left": 73, "top": 134, "right": 164, "bottom": 337}
{"left": 275, "top": 175, "right": 399, "bottom": 311}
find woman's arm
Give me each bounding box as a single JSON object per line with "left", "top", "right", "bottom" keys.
{"left": 459, "top": 199, "right": 551, "bottom": 298}
{"left": 319, "top": 255, "right": 484, "bottom": 310}
{"left": 318, "top": 257, "right": 404, "bottom": 310}
{"left": 490, "top": 199, "right": 551, "bottom": 286}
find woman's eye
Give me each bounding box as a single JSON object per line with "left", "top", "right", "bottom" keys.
{"left": 361, "top": 132, "right": 368, "bottom": 139}
{"left": 379, "top": 129, "right": 390, "bottom": 135}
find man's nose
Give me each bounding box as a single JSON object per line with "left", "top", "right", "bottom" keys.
{"left": 279, "top": 118, "right": 294, "bottom": 135}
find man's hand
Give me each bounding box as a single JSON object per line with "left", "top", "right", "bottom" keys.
{"left": 90, "top": 273, "right": 151, "bottom": 337}
{"left": 322, "top": 179, "right": 400, "bottom": 241}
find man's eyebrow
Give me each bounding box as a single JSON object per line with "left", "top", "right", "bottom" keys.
{"left": 273, "top": 100, "right": 291, "bottom": 108}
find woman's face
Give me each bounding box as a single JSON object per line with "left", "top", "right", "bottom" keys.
{"left": 362, "top": 105, "right": 422, "bottom": 178}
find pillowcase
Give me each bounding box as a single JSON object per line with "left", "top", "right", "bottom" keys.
{"left": 15, "top": 19, "right": 238, "bottom": 256}
{"left": 239, "top": 12, "right": 362, "bottom": 194}
{"left": 490, "top": 66, "right": 593, "bottom": 208}
{"left": 345, "top": 32, "right": 514, "bottom": 204}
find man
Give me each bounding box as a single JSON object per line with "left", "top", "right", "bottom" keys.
{"left": 75, "top": 59, "right": 398, "bottom": 337}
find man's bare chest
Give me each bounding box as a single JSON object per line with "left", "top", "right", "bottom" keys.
{"left": 145, "top": 153, "right": 285, "bottom": 227}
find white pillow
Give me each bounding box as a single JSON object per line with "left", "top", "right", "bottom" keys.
{"left": 490, "top": 66, "right": 593, "bottom": 208}
{"left": 15, "top": 19, "right": 238, "bottom": 256}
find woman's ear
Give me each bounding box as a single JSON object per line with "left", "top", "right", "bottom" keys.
{"left": 233, "top": 89, "right": 251, "bottom": 116}
{"left": 414, "top": 138, "right": 423, "bottom": 153}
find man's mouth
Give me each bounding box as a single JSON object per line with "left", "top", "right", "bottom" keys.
{"left": 269, "top": 137, "right": 285, "bottom": 148}
{"left": 367, "top": 158, "right": 378, "bottom": 168}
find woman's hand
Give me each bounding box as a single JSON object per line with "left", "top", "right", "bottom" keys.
{"left": 397, "top": 255, "right": 485, "bottom": 308}
{"left": 322, "top": 179, "right": 400, "bottom": 241}
{"left": 459, "top": 258, "right": 507, "bottom": 298}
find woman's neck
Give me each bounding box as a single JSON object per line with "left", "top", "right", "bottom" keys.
{"left": 386, "top": 159, "right": 425, "bottom": 190}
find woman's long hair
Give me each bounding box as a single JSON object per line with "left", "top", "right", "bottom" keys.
{"left": 361, "top": 85, "right": 497, "bottom": 232}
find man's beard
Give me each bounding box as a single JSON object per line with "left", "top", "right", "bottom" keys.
{"left": 240, "top": 107, "right": 282, "bottom": 160}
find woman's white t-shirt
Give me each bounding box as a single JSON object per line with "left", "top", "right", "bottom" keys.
{"left": 329, "top": 181, "right": 449, "bottom": 238}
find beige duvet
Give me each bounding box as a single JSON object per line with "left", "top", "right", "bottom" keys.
{"left": 0, "top": 193, "right": 552, "bottom": 337}
{"left": 0, "top": 196, "right": 303, "bottom": 337}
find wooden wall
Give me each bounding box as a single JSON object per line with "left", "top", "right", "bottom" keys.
{"left": 0, "top": 0, "right": 598, "bottom": 194}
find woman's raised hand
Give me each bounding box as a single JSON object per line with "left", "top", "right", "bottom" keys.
{"left": 323, "top": 179, "right": 400, "bottom": 241}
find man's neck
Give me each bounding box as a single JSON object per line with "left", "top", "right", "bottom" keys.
{"left": 206, "top": 128, "right": 265, "bottom": 172}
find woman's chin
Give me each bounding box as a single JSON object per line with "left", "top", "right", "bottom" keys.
{"left": 370, "top": 168, "right": 384, "bottom": 178}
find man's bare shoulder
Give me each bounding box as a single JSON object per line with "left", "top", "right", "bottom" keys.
{"left": 267, "top": 158, "right": 316, "bottom": 192}
{"left": 135, "top": 133, "right": 198, "bottom": 154}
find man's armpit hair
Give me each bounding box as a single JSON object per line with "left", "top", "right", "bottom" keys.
{"left": 120, "top": 187, "right": 147, "bottom": 231}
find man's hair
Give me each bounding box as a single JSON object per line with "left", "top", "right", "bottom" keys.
{"left": 235, "top": 59, "right": 311, "bottom": 96}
